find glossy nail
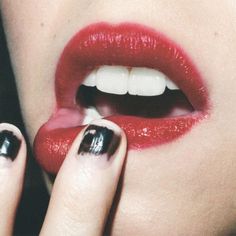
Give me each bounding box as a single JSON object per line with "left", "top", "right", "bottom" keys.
{"left": 78, "top": 125, "right": 121, "bottom": 159}
{"left": 0, "top": 130, "right": 21, "bottom": 161}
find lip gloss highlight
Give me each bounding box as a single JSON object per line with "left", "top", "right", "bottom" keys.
{"left": 34, "top": 22, "right": 209, "bottom": 173}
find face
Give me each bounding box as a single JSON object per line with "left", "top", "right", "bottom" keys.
{"left": 2, "top": 0, "right": 236, "bottom": 234}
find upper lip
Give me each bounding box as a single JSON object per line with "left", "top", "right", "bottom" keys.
{"left": 56, "top": 22, "right": 208, "bottom": 111}
{"left": 34, "top": 22, "right": 210, "bottom": 174}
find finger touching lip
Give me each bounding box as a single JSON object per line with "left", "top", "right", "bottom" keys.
{"left": 34, "top": 22, "right": 210, "bottom": 174}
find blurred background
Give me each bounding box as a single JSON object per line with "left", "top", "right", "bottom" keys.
{"left": 0, "top": 16, "right": 49, "bottom": 235}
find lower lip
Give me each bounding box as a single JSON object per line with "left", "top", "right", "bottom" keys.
{"left": 34, "top": 22, "right": 209, "bottom": 174}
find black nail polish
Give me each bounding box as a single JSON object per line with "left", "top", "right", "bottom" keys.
{"left": 78, "top": 125, "right": 121, "bottom": 158}
{"left": 0, "top": 130, "right": 21, "bottom": 161}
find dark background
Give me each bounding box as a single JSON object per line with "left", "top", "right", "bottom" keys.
{"left": 0, "top": 16, "right": 49, "bottom": 235}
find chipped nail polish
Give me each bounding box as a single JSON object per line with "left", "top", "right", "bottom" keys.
{"left": 78, "top": 125, "right": 120, "bottom": 159}
{"left": 0, "top": 130, "right": 21, "bottom": 161}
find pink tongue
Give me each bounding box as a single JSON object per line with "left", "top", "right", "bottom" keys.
{"left": 95, "top": 94, "right": 126, "bottom": 116}
{"left": 45, "top": 108, "right": 84, "bottom": 130}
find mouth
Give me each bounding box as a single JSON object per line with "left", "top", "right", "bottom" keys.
{"left": 34, "top": 22, "right": 209, "bottom": 174}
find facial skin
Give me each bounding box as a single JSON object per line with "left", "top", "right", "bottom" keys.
{"left": 1, "top": 0, "right": 236, "bottom": 235}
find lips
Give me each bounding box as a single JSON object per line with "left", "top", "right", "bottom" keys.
{"left": 34, "top": 22, "right": 209, "bottom": 174}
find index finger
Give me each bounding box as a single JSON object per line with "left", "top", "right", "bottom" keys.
{"left": 41, "top": 120, "right": 127, "bottom": 236}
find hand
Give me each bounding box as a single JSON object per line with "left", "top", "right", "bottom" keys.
{"left": 0, "top": 120, "right": 127, "bottom": 235}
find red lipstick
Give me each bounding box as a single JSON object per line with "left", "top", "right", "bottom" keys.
{"left": 34, "top": 23, "right": 209, "bottom": 174}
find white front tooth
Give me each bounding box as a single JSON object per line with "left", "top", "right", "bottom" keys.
{"left": 166, "top": 77, "right": 180, "bottom": 90}
{"left": 82, "top": 70, "right": 96, "bottom": 87}
{"left": 97, "top": 66, "right": 128, "bottom": 95}
{"left": 82, "top": 107, "right": 102, "bottom": 125}
{"left": 128, "top": 68, "right": 166, "bottom": 96}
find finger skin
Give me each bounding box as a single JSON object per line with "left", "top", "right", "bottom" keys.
{"left": 0, "top": 123, "right": 27, "bottom": 236}
{"left": 40, "top": 120, "right": 127, "bottom": 236}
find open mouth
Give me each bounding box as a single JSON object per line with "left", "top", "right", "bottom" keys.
{"left": 77, "top": 65, "right": 193, "bottom": 121}
{"left": 34, "top": 23, "right": 209, "bottom": 174}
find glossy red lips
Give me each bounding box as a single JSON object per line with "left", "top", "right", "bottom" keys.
{"left": 34, "top": 23, "right": 209, "bottom": 174}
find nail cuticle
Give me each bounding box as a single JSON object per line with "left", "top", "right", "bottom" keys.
{"left": 78, "top": 125, "right": 120, "bottom": 159}
{"left": 0, "top": 130, "right": 21, "bottom": 161}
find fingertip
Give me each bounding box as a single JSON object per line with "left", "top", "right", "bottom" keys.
{"left": 0, "top": 123, "right": 23, "bottom": 139}
{"left": 68, "top": 119, "right": 127, "bottom": 161}
{"left": 88, "top": 119, "right": 127, "bottom": 156}
{"left": 0, "top": 124, "right": 27, "bottom": 235}
{"left": 0, "top": 123, "right": 26, "bottom": 167}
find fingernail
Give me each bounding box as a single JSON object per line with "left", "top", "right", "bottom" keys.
{"left": 0, "top": 130, "right": 21, "bottom": 161}
{"left": 78, "top": 125, "right": 121, "bottom": 159}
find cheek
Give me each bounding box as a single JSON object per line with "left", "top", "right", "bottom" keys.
{"left": 16, "top": 79, "right": 55, "bottom": 142}
{"left": 108, "top": 142, "right": 236, "bottom": 235}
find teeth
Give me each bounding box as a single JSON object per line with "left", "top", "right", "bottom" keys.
{"left": 82, "top": 107, "right": 103, "bottom": 125}
{"left": 128, "top": 68, "right": 166, "bottom": 96}
{"left": 97, "top": 66, "right": 129, "bottom": 95}
{"left": 82, "top": 65, "right": 180, "bottom": 96}
{"left": 166, "top": 77, "right": 179, "bottom": 90}
{"left": 83, "top": 70, "right": 96, "bottom": 87}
